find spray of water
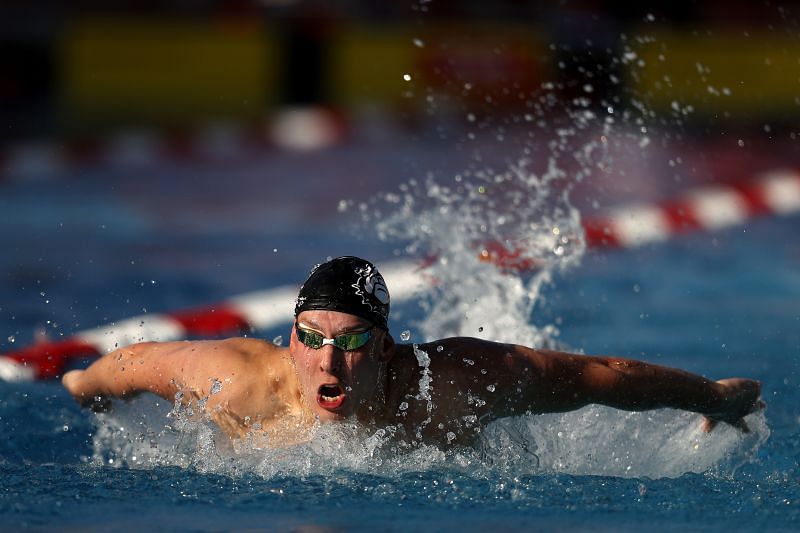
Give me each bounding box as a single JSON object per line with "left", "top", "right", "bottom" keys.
{"left": 371, "top": 158, "right": 585, "bottom": 347}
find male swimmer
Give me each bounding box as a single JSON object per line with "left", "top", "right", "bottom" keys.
{"left": 63, "top": 256, "right": 763, "bottom": 445}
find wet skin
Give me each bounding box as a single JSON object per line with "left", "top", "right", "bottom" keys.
{"left": 62, "top": 310, "right": 764, "bottom": 446}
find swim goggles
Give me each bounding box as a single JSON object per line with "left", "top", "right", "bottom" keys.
{"left": 295, "top": 323, "right": 373, "bottom": 351}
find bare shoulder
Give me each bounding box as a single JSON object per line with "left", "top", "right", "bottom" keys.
{"left": 400, "top": 337, "right": 551, "bottom": 402}
{"left": 412, "top": 337, "right": 527, "bottom": 371}
{"left": 176, "top": 337, "right": 288, "bottom": 384}
{"left": 394, "top": 337, "right": 531, "bottom": 396}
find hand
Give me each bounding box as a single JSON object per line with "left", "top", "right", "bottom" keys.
{"left": 701, "top": 378, "right": 764, "bottom": 433}
{"left": 62, "top": 369, "right": 113, "bottom": 413}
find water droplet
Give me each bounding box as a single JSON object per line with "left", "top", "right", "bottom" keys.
{"left": 62, "top": 425, "right": 69, "bottom": 432}
{"left": 403, "top": 74, "right": 412, "bottom": 82}
{"left": 7, "top": 335, "right": 15, "bottom": 343}
{"left": 446, "top": 431, "right": 456, "bottom": 443}
{"left": 478, "top": 326, "right": 484, "bottom": 332}
{"left": 399, "top": 402, "right": 409, "bottom": 411}
{"left": 412, "top": 38, "right": 424, "bottom": 48}
{"left": 400, "top": 330, "right": 411, "bottom": 341}
{"left": 436, "top": 345, "right": 444, "bottom": 352}
{"left": 272, "top": 335, "right": 283, "bottom": 346}
{"left": 463, "top": 358, "right": 474, "bottom": 366}
{"left": 486, "top": 384, "right": 496, "bottom": 392}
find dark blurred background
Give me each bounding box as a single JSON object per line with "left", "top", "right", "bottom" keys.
{"left": 2, "top": 1, "right": 800, "bottom": 145}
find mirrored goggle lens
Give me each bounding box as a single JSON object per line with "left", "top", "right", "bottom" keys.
{"left": 335, "top": 330, "right": 371, "bottom": 351}
{"left": 296, "top": 327, "right": 371, "bottom": 351}
{"left": 296, "top": 328, "right": 324, "bottom": 348}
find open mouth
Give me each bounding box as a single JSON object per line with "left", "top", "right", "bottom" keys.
{"left": 317, "top": 383, "right": 346, "bottom": 410}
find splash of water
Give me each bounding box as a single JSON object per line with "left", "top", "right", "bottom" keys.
{"left": 370, "top": 158, "right": 586, "bottom": 348}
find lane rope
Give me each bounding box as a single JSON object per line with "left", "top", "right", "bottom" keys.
{"left": 2, "top": 170, "right": 799, "bottom": 381}
{"left": 0, "top": 107, "right": 348, "bottom": 182}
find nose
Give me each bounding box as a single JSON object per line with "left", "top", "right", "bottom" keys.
{"left": 318, "top": 345, "right": 342, "bottom": 374}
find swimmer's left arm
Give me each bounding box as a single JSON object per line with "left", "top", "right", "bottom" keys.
{"left": 476, "top": 342, "right": 762, "bottom": 430}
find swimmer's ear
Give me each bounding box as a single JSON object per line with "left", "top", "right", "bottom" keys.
{"left": 377, "top": 331, "right": 395, "bottom": 362}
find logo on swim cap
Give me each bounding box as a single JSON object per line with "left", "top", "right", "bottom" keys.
{"left": 294, "top": 256, "right": 390, "bottom": 329}
{"left": 354, "top": 265, "right": 390, "bottom": 309}
{"left": 365, "top": 270, "right": 390, "bottom": 305}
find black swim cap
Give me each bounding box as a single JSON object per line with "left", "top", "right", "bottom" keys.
{"left": 294, "top": 256, "right": 390, "bottom": 329}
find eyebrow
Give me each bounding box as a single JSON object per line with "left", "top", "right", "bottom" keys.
{"left": 298, "top": 319, "right": 371, "bottom": 336}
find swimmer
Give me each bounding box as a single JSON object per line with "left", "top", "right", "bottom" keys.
{"left": 62, "top": 256, "right": 763, "bottom": 445}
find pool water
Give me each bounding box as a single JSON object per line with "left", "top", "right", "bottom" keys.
{"left": 1, "top": 136, "right": 799, "bottom": 531}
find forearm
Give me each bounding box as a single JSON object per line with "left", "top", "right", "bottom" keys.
{"left": 62, "top": 342, "right": 178, "bottom": 404}
{"left": 582, "top": 357, "right": 725, "bottom": 415}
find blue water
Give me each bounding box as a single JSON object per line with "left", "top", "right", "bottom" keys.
{"left": 1, "top": 137, "right": 799, "bottom": 531}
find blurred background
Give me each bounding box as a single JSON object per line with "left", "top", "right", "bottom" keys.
{"left": 2, "top": 1, "right": 800, "bottom": 350}
{"left": 3, "top": 1, "right": 800, "bottom": 156}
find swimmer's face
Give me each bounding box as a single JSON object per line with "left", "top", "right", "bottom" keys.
{"left": 290, "top": 310, "right": 394, "bottom": 422}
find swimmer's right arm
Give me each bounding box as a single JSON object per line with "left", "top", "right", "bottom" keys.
{"left": 62, "top": 338, "right": 270, "bottom": 414}
{"left": 62, "top": 341, "right": 188, "bottom": 410}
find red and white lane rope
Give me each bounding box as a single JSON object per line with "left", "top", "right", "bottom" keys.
{"left": 1, "top": 170, "right": 799, "bottom": 381}
{"left": 0, "top": 107, "right": 348, "bottom": 181}
{"left": 0, "top": 260, "right": 424, "bottom": 381}
{"left": 584, "top": 169, "right": 800, "bottom": 248}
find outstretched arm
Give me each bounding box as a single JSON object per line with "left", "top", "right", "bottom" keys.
{"left": 61, "top": 338, "right": 258, "bottom": 411}
{"left": 509, "top": 346, "right": 763, "bottom": 430}
{"left": 62, "top": 341, "right": 188, "bottom": 409}
{"left": 430, "top": 338, "right": 763, "bottom": 431}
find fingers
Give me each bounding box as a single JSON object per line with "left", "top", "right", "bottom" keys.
{"left": 62, "top": 369, "right": 113, "bottom": 412}
{"left": 701, "top": 411, "right": 757, "bottom": 434}
{"left": 701, "top": 417, "right": 717, "bottom": 433}
{"left": 62, "top": 369, "right": 84, "bottom": 394}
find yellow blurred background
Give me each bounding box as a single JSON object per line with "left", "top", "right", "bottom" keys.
{"left": 2, "top": 2, "right": 800, "bottom": 140}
